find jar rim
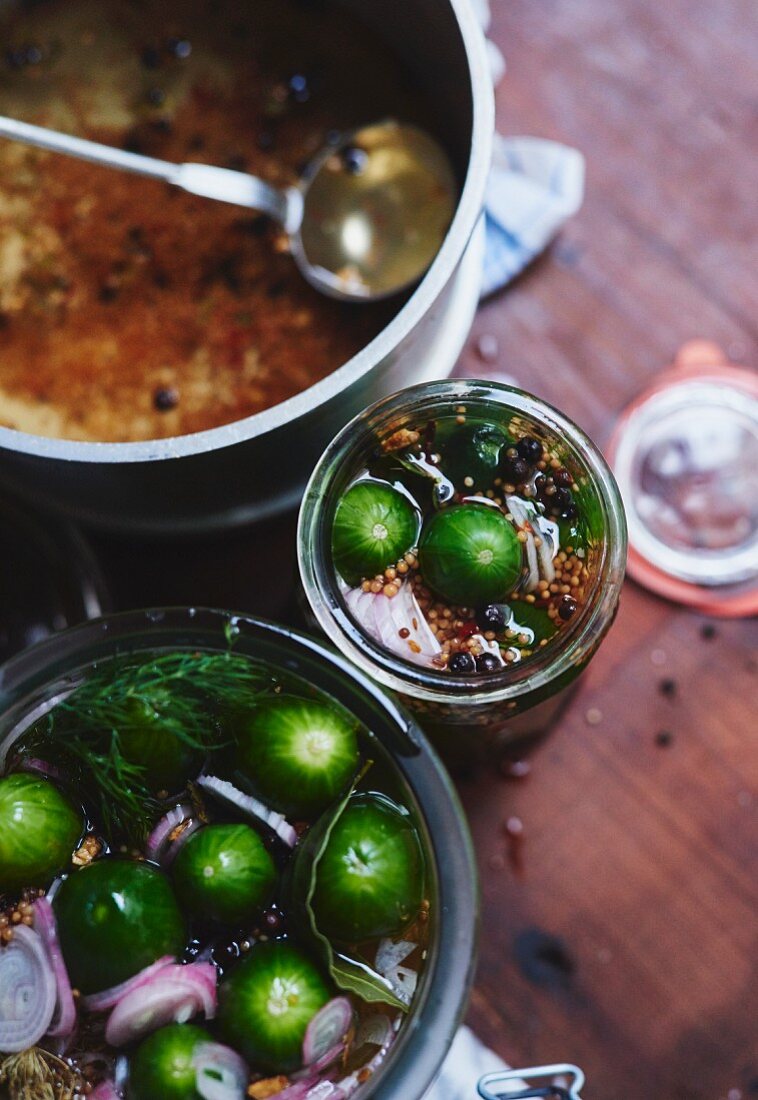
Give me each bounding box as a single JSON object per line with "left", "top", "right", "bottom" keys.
{"left": 298, "top": 379, "right": 627, "bottom": 706}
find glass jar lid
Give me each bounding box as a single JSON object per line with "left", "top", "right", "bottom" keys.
{"left": 608, "top": 341, "right": 758, "bottom": 616}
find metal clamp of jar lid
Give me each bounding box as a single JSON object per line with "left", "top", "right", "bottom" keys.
{"left": 478, "top": 1064, "right": 585, "bottom": 1099}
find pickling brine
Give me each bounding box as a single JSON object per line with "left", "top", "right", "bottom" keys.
{"left": 0, "top": 647, "right": 429, "bottom": 1099}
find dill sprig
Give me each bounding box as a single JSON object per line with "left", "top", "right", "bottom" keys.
{"left": 22, "top": 651, "right": 274, "bottom": 845}
{"left": 57, "top": 650, "right": 273, "bottom": 746}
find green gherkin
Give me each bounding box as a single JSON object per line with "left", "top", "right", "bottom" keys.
{"left": 54, "top": 859, "right": 185, "bottom": 995}
{"left": 419, "top": 504, "right": 522, "bottom": 607}
{"left": 332, "top": 480, "right": 419, "bottom": 584}
{"left": 312, "top": 793, "right": 423, "bottom": 943}
{"left": 217, "top": 941, "right": 330, "bottom": 1073}
{"left": 172, "top": 824, "right": 276, "bottom": 925}
{"left": 128, "top": 1023, "right": 209, "bottom": 1100}
{"left": 0, "top": 774, "right": 83, "bottom": 894}
{"left": 233, "top": 695, "right": 359, "bottom": 818}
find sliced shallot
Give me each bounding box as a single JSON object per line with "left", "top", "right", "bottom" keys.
{"left": 374, "top": 938, "right": 418, "bottom": 1006}
{"left": 506, "top": 496, "right": 539, "bottom": 592}
{"left": 196, "top": 774, "right": 297, "bottom": 848}
{"left": 19, "top": 757, "right": 62, "bottom": 780}
{"left": 335, "top": 1031, "right": 396, "bottom": 1098}
{"left": 354, "top": 1013, "right": 393, "bottom": 1050}
{"left": 104, "top": 962, "right": 217, "bottom": 1047}
{"left": 533, "top": 514, "right": 559, "bottom": 583}
{"left": 33, "top": 897, "right": 76, "bottom": 1039}
{"left": 0, "top": 923, "right": 56, "bottom": 1052}
{"left": 193, "top": 1041, "right": 249, "bottom": 1100}
{"left": 341, "top": 581, "right": 441, "bottom": 665}
{"left": 302, "top": 997, "right": 353, "bottom": 1067}
{"left": 88, "top": 1082, "right": 122, "bottom": 1100}
{"left": 81, "top": 955, "right": 175, "bottom": 1013}
{"left": 146, "top": 803, "right": 202, "bottom": 866}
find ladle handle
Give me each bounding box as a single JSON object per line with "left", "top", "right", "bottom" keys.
{"left": 0, "top": 115, "right": 298, "bottom": 228}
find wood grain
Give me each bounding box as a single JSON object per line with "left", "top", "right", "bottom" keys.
{"left": 92, "top": 0, "right": 758, "bottom": 1095}
{"left": 458, "top": 0, "right": 758, "bottom": 1094}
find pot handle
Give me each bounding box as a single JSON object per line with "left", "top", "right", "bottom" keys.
{"left": 477, "top": 1064, "right": 586, "bottom": 1099}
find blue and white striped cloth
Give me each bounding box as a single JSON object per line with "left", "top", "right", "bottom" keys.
{"left": 481, "top": 135, "right": 585, "bottom": 298}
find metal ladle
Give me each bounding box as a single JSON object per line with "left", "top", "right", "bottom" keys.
{"left": 0, "top": 115, "right": 457, "bottom": 302}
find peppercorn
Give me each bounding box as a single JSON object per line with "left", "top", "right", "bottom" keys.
{"left": 553, "top": 467, "right": 573, "bottom": 487}
{"left": 262, "top": 907, "right": 284, "bottom": 933}
{"left": 515, "top": 436, "right": 543, "bottom": 464}
{"left": 552, "top": 487, "right": 573, "bottom": 511}
{"left": 476, "top": 604, "right": 510, "bottom": 632}
{"left": 558, "top": 595, "right": 578, "bottom": 620}
{"left": 502, "top": 456, "right": 530, "bottom": 484}
{"left": 287, "top": 72, "right": 311, "bottom": 102}
{"left": 154, "top": 386, "right": 179, "bottom": 411}
{"left": 448, "top": 651, "right": 476, "bottom": 675}
{"left": 340, "top": 145, "right": 369, "bottom": 175}
{"left": 476, "top": 652, "right": 501, "bottom": 674}
{"left": 166, "top": 37, "right": 192, "bottom": 60}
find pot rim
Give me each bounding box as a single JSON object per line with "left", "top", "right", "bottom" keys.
{"left": 0, "top": 0, "right": 494, "bottom": 466}
{"left": 0, "top": 606, "right": 479, "bottom": 1100}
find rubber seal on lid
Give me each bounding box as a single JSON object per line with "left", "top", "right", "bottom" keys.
{"left": 607, "top": 340, "right": 758, "bottom": 617}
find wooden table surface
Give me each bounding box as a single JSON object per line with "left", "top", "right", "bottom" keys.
{"left": 91, "top": 0, "right": 757, "bottom": 1096}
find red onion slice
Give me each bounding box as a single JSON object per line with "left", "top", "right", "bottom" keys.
{"left": 146, "top": 803, "right": 194, "bottom": 861}
{"left": 88, "top": 1081, "right": 122, "bottom": 1100}
{"left": 193, "top": 1041, "right": 249, "bottom": 1100}
{"left": 81, "top": 955, "right": 175, "bottom": 1013}
{"left": 196, "top": 775, "right": 297, "bottom": 848}
{"left": 104, "top": 963, "right": 218, "bottom": 1047}
{"left": 0, "top": 923, "right": 56, "bottom": 1052}
{"left": 302, "top": 997, "right": 353, "bottom": 1068}
{"left": 19, "top": 757, "right": 63, "bottom": 780}
{"left": 268, "top": 1082, "right": 319, "bottom": 1100}
{"left": 32, "top": 897, "right": 76, "bottom": 1039}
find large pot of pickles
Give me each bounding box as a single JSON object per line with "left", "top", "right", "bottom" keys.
{"left": 298, "top": 380, "right": 627, "bottom": 760}
{"left": 0, "top": 608, "right": 476, "bottom": 1100}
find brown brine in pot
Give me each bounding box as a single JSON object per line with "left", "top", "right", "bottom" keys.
{"left": 0, "top": 0, "right": 440, "bottom": 442}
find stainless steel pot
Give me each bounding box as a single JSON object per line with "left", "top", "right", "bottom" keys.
{"left": 0, "top": 0, "right": 493, "bottom": 535}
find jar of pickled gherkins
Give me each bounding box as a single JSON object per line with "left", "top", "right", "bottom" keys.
{"left": 298, "top": 380, "right": 627, "bottom": 762}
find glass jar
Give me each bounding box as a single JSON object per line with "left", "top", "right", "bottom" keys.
{"left": 0, "top": 607, "right": 477, "bottom": 1100}
{"left": 298, "top": 380, "right": 627, "bottom": 763}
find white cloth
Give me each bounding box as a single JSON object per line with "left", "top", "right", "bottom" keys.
{"left": 423, "top": 1026, "right": 525, "bottom": 1099}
